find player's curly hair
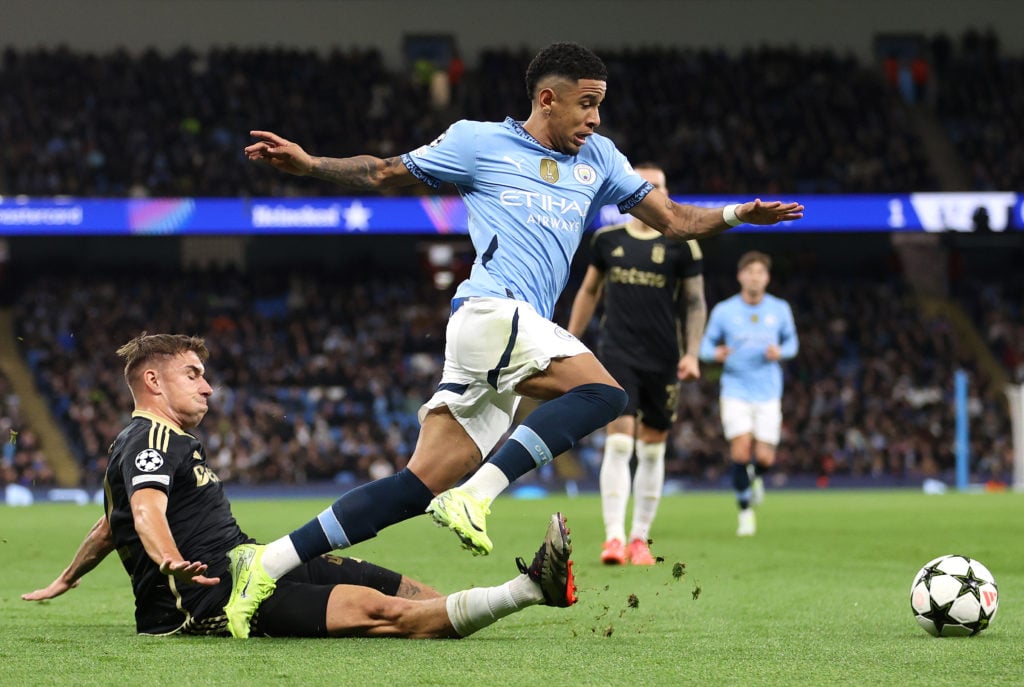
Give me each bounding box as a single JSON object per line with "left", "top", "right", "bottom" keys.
{"left": 525, "top": 42, "right": 608, "bottom": 99}
{"left": 117, "top": 332, "right": 209, "bottom": 385}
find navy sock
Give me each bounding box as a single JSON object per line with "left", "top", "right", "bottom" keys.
{"left": 754, "top": 462, "right": 771, "bottom": 477}
{"left": 731, "top": 461, "right": 752, "bottom": 510}
{"left": 288, "top": 468, "right": 434, "bottom": 562}
{"left": 489, "top": 383, "right": 628, "bottom": 483}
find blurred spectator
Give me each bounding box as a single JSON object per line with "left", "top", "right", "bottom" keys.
{"left": 10, "top": 260, "right": 1017, "bottom": 489}
{"left": 934, "top": 29, "right": 1023, "bottom": 189}
{"left": 0, "top": 370, "right": 55, "bottom": 488}
{"left": 2, "top": 35, "right": 1020, "bottom": 486}
{"left": 569, "top": 257, "right": 1014, "bottom": 487}
{"left": 13, "top": 266, "right": 450, "bottom": 487}
{"left": 0, "top": 43, "right": 954, "bottom": 197}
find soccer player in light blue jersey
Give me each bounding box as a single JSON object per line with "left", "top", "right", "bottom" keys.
{"left": 229, "top": 42, "right": 803, "bottom": 636}
{"left": 699, "top": 251, "right": 799, "bottom": 536}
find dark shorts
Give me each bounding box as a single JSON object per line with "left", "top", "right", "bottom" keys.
{"left": 602, "top": 357, "right": 679, "bottom": 431}
{"left": 252, "top": 554, "right": 404, "bottom": 638}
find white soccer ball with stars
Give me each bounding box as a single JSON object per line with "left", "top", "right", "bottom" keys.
{"left": 910, "top": 554, "right": 998, "bottom": 637}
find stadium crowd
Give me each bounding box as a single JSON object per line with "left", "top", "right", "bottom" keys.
{"left": 3, "top": 31, "right": 1021, "bottom": 198}
{"left": 1, "top": 30, "right": 1020, "bottom": 492}
{"left": 662, "top": 271, "right": 1014, "bottom": 487}
{"left": 931, "top": 29, "right": 1024, "bottom": 191}
{"left": 0, "top": 368, "right": 56, "bottom": 489}
{"left": 11, "top": 267, "right": 450, "bottom": 489}
{"left": 7, "top": 257, "right": 1015, "bottom": 491}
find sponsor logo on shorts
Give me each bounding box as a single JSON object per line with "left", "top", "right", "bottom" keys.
{"left": 554, "top": 326, "right": 576, "bottom": 341}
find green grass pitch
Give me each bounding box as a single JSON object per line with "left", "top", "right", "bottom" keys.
{"left": 3, "top": 489, "right": 1022, "bottom": 686}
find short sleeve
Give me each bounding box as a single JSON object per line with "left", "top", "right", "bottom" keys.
{"left": 401, "top": 120, "right": 478, "bottom": 189}
{"left": 680, "top": 240, "right": 704, "bottom": 278}
{"left": 119, "top": 435, "right": 176, "bottom": 497}
{"left": 597, "top": 148, "right": 652, "bottom": 212}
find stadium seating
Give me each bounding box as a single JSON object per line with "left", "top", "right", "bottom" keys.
{"left": 5, "top": 34, "right": 1020, "bottom": 197}
{"left": 9, "top": 260, "right": 1015, "bottom": 490}
{"left": 932, "top": 30, "right": 1024, "bottom": 190}
{"left": 3, "top": 32, "right": 1020, "bottom": 490}
{"left": 11, "top": 267, "right": 448, "bottom": 488}
{"left": 0, "top": 369, "right": 55, "bottom": 488}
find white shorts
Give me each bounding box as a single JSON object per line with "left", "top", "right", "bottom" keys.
{"left": 419, "top": 297, "right": 590, "bottom": 456}
{"left": 719, "top": 396, "right": 782, "bottom": 445}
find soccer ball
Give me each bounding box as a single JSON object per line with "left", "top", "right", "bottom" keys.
{"left": 910, "top": 554, "right": 998, "bottom": 637}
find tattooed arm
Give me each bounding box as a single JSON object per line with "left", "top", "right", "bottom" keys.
{"left": 629, "top": 186, "right": 804, "bottom": 241}
{"left": 22, "top": 516, "right": 115, "bottom": 601}
{"left": 245, "top": 130, "right": 420, "bottom": 190}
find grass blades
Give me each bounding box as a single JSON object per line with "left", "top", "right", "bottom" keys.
{"left": 3, "top": 489, "right": 1021, "bottom": 686}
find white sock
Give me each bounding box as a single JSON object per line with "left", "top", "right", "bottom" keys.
{"left": 460, "top": 462, "right": 510, "bottom": 502}
{"left": 444, "top": 575, "right": 541, "bottom": 637}
{"left": 600, "top": 433, "right": 634, "bottom": 543}
{"left": 261, "top": 536, "right": 302, "bottom": 580}
{"left": 629, "top": 440, "right": 665, "bottom": 542}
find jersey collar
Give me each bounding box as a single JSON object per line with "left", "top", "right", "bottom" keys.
{"left": 132, "top": 409, "right": 190, "bottom": 436}
{"left": 504, "top": 116, "right": 564, "bottom": 155}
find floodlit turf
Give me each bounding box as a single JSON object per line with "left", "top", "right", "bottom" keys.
{"left": 3, "top": 489, "right": 1022, "bottom": 686}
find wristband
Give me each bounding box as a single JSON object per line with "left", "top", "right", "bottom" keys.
{"left": 723, "top": 204, "right": 743, "bottom": 227}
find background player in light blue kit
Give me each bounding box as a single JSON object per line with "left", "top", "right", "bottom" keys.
{"left": 700, "top": 251, "right": 799, "bottom": 536}
{"left": 230, "top": 42, "right": 803, "bottom": 636}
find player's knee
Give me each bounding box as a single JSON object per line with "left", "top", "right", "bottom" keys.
{"left": 607, "top": 386, "right": 629, "bottom": 417}
{"left": 605, "top": 432, "right": 634, "bottom": 457}
{"left": 578, "top": 383, "right": 628, "bottom": 423}
{"left": 636, "top": 439, "right": 667, "bottom": 463}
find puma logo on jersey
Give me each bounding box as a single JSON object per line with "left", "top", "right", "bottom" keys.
{"left": 503, "top": 156, "right": 525, "bottom": 173}
{"left": 611, "top": 246, "right": 625, "bottom": 258}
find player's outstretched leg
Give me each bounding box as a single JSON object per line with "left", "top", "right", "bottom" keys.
{"left": 443, "top": 513, "right": 578, "bottom": 637}
{"left": 440, "top": 382, "right": 627, "bottom": 555}
{"left": 426, "top": 487, "right": 493, "bottom": 555}
{"left": 516, "top": 512, "right": 577, "bottom": 607}
{"left": 223, "top": 543, "right": 276, "bottom": 638}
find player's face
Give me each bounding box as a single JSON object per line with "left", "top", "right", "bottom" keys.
{"left": 160, "top": 351, "right": 213, "bottom": 430}
{"left": 738, "top": 261, "right": 770, "bottom": 298}
{"left": 547, "top": 78, "right": 606, "bottom": 155}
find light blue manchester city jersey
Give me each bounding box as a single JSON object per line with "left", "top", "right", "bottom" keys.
{"left": 401, "top": 117, "right": 651, "bottom": 319}
{"left": 699, "top": 293, "right": 799, "bottom": 402}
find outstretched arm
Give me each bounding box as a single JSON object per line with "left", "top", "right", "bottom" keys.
{"left": 22, "top": 515, "right": 115, "bottom": 601}
{"left": 245, "top": 130, "right": 422, "bottom": 191}
{"left": 629, "top": 187, "right": 804, "bottom": 241}
{"left": 130, "top": 489, "right": 220, "bottom": 587}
